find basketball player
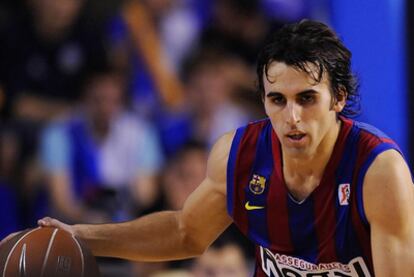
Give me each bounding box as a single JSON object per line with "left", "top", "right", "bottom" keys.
{"left": 4, "top": 20, "right": 414, "bottom": 276}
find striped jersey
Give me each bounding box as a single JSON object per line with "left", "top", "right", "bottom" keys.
{"left": 226, "top": 116, "right": 402, "bottom": 277}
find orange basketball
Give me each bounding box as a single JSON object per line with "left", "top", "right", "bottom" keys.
{"left": 0, "top": 227, "right": 100, "bottom": 277}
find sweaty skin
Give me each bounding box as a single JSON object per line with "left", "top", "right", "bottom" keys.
{"left": 2, "top": 62, "right": 413, "bottom": 276}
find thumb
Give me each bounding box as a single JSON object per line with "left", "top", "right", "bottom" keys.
{"left": 37, "top": 216, "right": 55, "bottom": 227}
{"left": 37, "top": 217, "right": 73, "bottom": 235}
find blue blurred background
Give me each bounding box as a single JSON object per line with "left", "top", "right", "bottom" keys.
{"left": 332, "top": 0, "right": 408, "bottom": 159}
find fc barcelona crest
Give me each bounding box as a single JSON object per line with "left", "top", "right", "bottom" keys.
{"left": 249, "top": 174, "right": 266, "bottom": 194}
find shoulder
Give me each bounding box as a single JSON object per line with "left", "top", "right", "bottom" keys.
{"left": 363, "top": 149, "right": 413, "bottom": 232}
{"left": 350, "top": 119, "right": 399, "bottom": 151}
{"left": 348, "top": 119, "right": 397, "bottom": 150}
{"left": 352, "top": 120, "right": 390, "bottom": 139}
{"left": 206, "top": 131, "right": 236, "bottom": 185}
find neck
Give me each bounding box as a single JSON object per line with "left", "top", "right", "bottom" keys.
{"left": 89, "top": 117, "right": 111, "bottom": 142}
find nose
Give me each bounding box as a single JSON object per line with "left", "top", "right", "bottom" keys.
{"left": 285, "top": 102, "right": 301, "bottom": 126}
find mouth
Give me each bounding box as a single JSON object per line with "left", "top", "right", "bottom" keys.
{"left": 285, "top": 132, "right": 306, "bottom": 142}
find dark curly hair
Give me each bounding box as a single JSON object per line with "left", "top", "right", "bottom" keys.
{"left": 256, "top": 19, "right": 360, "bottom": 117}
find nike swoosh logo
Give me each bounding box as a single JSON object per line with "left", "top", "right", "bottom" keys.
{"left": 245, "top": 201, "right": 265, "bottom": 210}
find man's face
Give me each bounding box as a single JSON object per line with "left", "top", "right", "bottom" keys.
{"left": 31, "top": 0, "right": 84, "bottom": 36}
{"left": 86, "top": 76, "right": 123, "bottom": 126}
{"left": 263, "top": 62, "right": 345, "bottom": 158}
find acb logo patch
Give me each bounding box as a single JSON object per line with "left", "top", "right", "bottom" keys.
{"left": 338, "top": 183, "right": 350, "bottom": 206}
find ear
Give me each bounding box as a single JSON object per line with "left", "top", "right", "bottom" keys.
{"left": 333, "top": 88, "right": 347, "bottom": 112}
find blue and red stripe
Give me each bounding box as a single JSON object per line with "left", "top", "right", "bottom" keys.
{"left": 227, "top": 126, "right": 246, "bottom": 217}
{"left": 267, "top": 129, "right": 293, "bottom": 254}
{"left": 245, "top": 122, "right": 274, "bottom": 247}
{"left": 313, "top": 118, "right": 352, "bottom": 263}
{"left": 229, "top": 120, "right": 267, "bottom": 237}
{"left": 227, "top": 117, "right": 404, "bottom": 277}
{"left": 334, "top": 122, "right": 364, "bottom": 264}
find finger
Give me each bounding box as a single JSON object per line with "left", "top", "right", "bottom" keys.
{"left": 37, "top": 217, "right": 54, "bottom": 226}
{"left": 38, "top": 217, "right": 63, "bottom": 228}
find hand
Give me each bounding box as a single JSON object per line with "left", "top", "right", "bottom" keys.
{"left": 37, "top": 217, "right": 76, "bottom": 236}
{"left": 1, "top": 218, "right": 76, "bottom": 251}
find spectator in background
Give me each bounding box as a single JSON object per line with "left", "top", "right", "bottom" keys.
{"left": 0, "top": 129, "right": 21, "bottom": 240}
{"left": 0, "top": 129, "right": 19, "bottom": 192}
{"left": 105, "top": 0, "right": 268, "bottom": 157}
{"left": 161, "top": 141, "right": 208, "bottom": 210}
{"left": 199, "top": 0, "right": 278, "bottom": 65}
{"left": 107, "top": 0, "right": 203, "bottom": 157}
{"left": 182, "top": 48, "right": 260, "bottom": 147}
{"left": 131, "top": 141, "right": 209, "bottom": 276}
{"left": 40, "top": 68, "right": 163, "bottom": 225}
{"left": 143, "top": 47, "right": 262, "bottom": 156}
{"left": 191, "top": 238, "right": 251, "bottom": 277}
{"left": 0, "top": 0, "right": 108, "bottom": 121}
{"left": 108, "top": 0, "right": 188, "bottom": 118}
{"left": 0, "top": 0, "right": 110, "bottom": 227}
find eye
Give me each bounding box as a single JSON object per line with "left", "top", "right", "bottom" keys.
{"left": 298, "top": 94, "right": 315, "bottom": 105}
{"left": 271, "top": 95, "right": 286, "bottom": 105}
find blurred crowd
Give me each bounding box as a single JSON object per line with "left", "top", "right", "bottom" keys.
{"left": 0, "top": 0, "right": 321, "bottom": 276}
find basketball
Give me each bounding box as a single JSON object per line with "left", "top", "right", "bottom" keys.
{"left": 0, "top": 227, "right": 100, "bottom": 277}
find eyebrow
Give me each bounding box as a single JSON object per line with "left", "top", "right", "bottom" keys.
{"left": 266, "top": 89, "right": 319, "bottom": 98}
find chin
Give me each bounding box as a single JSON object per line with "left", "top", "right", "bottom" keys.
{"left": 282, "top": 146, "right": 309, "bottom": 158}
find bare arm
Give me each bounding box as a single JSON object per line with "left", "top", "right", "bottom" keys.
{"left": 39, "top": 132, "right": 235, "bottom": 262}
{"left": 14, "top": 94, "right": 70, "bottom": 121}
{"left": 364, "top": 150, "right": 414, "bottom": 276}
